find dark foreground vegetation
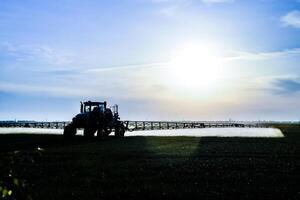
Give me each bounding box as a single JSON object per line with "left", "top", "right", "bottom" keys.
{"left": 0, "top": 125, "right": 299, "bottom": 200}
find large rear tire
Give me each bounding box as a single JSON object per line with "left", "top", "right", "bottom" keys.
{"left": 115, "top": 124, "right": 125, "bottom": 138}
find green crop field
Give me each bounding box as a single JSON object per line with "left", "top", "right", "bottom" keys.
{"left": 0, "top": 125, "right": 299, "bottom": 200}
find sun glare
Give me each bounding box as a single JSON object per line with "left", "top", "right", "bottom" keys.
{"left": 169, "top": 42, "right": 223, "bottom": 90}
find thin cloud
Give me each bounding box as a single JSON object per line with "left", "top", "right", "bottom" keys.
{"left": 150, "top": 0, "right": 186, "bottom": 3}
{"left": 281, "top": 10, "right": 300, "bottom": 28}
{"left": 150, "top": 0, "right": 234, "bottom": 3}
{"left": 157, "top": 5, "right": 180, "bottom": 17}
{"left": 226, "top": 48, "right": 300, "bottom": 61}
{"left": 0, "top": 43, "right": 73, "bottom": 66}
{"left": 152, "top": 0, "right": 233, "bottom": 17}
{"left": 1, "top": 46, "right": 299, "bottom": 100}
{"left": 272, "top": 78, "right": 300, "bottom": 94}
{"left": 202, "top": 0, "right": 234, "bottom": 4}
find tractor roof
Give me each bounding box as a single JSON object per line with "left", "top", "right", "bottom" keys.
{"left": 83, "top": 101, "right": 106, "bottom": 106}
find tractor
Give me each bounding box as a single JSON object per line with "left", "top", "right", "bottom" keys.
{"left": 63, "top": 101, "right": 126, "bottom": 138}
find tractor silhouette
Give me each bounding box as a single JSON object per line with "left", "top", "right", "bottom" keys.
{"left": 64, "top": 101, "right": 125, "bottom": 138}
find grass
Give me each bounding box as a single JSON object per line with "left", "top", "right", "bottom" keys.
{"left": 0, "top": 125, "right": 300, "bottom": 199}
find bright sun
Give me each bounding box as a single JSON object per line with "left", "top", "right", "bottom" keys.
{"left": 169, "top": 42, "right": 223, "bottom": 90}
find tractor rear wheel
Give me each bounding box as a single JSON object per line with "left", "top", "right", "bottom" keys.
{"left": 63, "top": 124, "right": 77, "bottom": 138}
{"left": 115, "top": 125, "right": 125, "bottom": 138}
{"left": 104, "top": 127, "right": 112, "bottom": 135}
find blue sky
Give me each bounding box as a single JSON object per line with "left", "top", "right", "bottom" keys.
{"left": 1, "top": 0, "right": 300, "bottom": 121}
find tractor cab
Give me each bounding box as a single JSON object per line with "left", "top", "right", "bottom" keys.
{"left": 80, "top": 101, "right": 107, "bottom": 113}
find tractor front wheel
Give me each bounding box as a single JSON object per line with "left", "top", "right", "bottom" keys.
{"left": 84, "top": 128, "right": 96, "bottom": 138}
{"left": 63, "top": 124, "right": 77, "bottom": 138}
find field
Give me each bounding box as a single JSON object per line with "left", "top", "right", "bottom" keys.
{"left": 0, "top": 125, "right": 299, "bottom": 200}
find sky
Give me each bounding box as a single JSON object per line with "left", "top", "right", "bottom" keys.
{"left": 0, "top": 0, "right": 300, "bottom": 121}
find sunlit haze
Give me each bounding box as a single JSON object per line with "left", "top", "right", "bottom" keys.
{"left": 169, "top": 41, "right": 223, "bottom": 89}
{"left": 1, "top": 0, "right": 300, "bottom": 121}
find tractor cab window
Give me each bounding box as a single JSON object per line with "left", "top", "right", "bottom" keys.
{"left": 99, "top": 105, "right": 105, "bottom": 112}
{"left": 85, "top": 106, "right": 91, "bottom": 112}
{"left": 83, "top": 102, "right": 106, "bottom": 113}
{"left": 90, "top": 105, "right": 105, "bottom": 112}
{"left": 92, "top": 106, "right": 102, "bottom": 112}
{"left": 91, "top": 106, "right": 98, "bottom": 112}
